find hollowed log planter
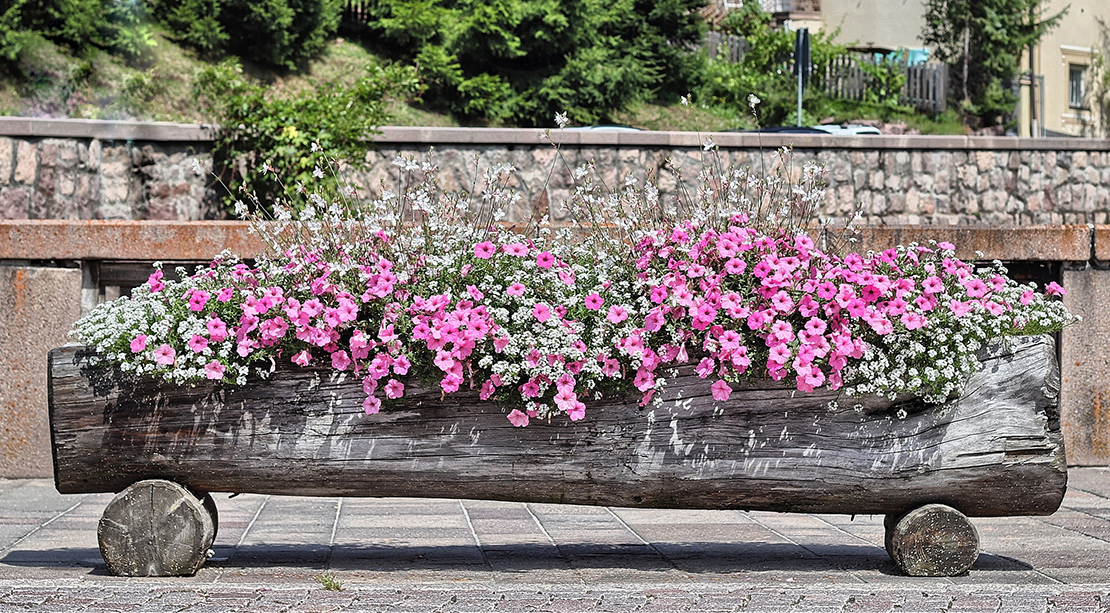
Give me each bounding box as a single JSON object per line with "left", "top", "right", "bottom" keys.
{"left": 48, "top": 335, "right": 1066, "bottom": 577}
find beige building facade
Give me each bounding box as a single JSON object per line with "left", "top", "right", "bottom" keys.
{"left": 1019, "top": 0, "right": 1105, "bottom": 137}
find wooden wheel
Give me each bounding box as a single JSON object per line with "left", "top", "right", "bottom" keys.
{"left": 887, "top": 503, "right": 979, "bottom": 576}
{"left": 97, "top": 479, "right": 216, "bottom": 577}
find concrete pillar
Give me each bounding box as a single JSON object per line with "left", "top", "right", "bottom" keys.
{"left": 1061, "top": 265, "right": 1110, "bottom": 466}
{"left": 0, "top": 265, "right": 82, "bottom": 477}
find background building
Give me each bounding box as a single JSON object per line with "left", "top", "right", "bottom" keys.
{"left": 719, "top": 0, "right": 1108, "bottom": 136}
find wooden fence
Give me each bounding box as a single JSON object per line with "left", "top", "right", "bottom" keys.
{"left": 703, "top": 31, "right": 747, "bottom": 63}
{"left": 820, "top": 54, "right": 948, "bottom": 114}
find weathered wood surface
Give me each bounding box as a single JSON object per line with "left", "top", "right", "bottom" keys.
{"left": 49, "top": 335, "right": 1066, "bottom": 517}
{"left": 887, "top": 504, "right": 980, "bottom": 576}
{"left": 97, "top": 479, "right": 215, "bottom": 577}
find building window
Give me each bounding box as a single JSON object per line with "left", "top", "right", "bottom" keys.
{"left": 1069, "top": 64, "right": 1088, "bottom": 109}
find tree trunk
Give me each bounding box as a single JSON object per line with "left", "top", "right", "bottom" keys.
{"left": 49, "top": 335, "right": 1066, "bottom": 518}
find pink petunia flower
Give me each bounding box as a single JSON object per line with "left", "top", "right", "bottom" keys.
{"left": 292, "top": 350, "right": 312, "bottom": 366}
{"left": 206, "top": 317, "right": 228, "bottom": 342}
{"left": 536, "top": 251, "right": 556, "bottom": 269}
{"left": 187, "top": 334, "right": 208, "bottom": 353}
{"left": 503, "top": 243, "right": 529, "bottom": 257}
{"left": 584, "top": 293, "right": 604, "bottom": 310}
{"left": 710, "top": 379, "right": 732, "bottom": 401}
{"left": 1046, "top": 282, "right": 1066, "bottom": 296}
{"left": 129, "top": 335, "right": 147, "bottom": 353}
{"left": 188, "top": 290, "right": 209, "bottom": 312}
{"left": 506, "top": 282, "right": 526, "bottom": 296}
{"left": 147, "top": 270, "right": 165, "bottom": 292}
{"left": 606, "top": 305, "right": 629, "bottom": 324}
{"left": 474, "top": 241, "right": 496, "bottom": 259}
{"left": 203, "top": 360, "right": 225, "bottom": 380}
{"left": 153, "top": 344, "right": 176, "bottom": 366}
{"left": 331, "top": 350, "right": 351, "bottom": 371}
{"left": 507, "top": 409, "right": 530, "bottom": 427}
{"left": 567, "top": 402, "right": 586, "bottom": 421}
{"left": 216, "top": 287, "right": 234, "bottom": 302}
{"left": 949, "top": 299, "right": 973, "bottom": 317}
{"left": 384, "top": 379, "right": 405, "bottom": 399}
{"left": 533, "top": 303, "right": 551, "bottom": 322}
{"left": 363, "top": 395, "right": 381, "bottom": 415}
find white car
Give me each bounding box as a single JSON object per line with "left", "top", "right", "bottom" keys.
{"left": 810, "top": 124, "right": 882, "bottom": 135}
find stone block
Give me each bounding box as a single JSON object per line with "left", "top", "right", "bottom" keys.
{"left": 0, "top": 137, "right": 12, "bottom": 184}
{"left": 1062, "top": 266, "right": 1110, "bottom": 466}
{"left": 14, "top": 140, "right": 37, "bottom": 184}
{"left": 0, "top": 187, "right": 29, "bottom": 219}
{"left": 0, "top": 265, "right": 83, "bottom": 477}
{"left": 975, "top": 150, "right": 994, "bottom": 173}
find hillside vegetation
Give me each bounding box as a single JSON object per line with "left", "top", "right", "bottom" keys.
{"left": 0, "top": 0, "right": 960, "bottom": 134}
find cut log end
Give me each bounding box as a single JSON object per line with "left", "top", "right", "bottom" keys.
{"left": 97, "top": 479, "right": 216, "bottom": 577}
{"left": 888, "top": 504, "right": 980, "bottom": 577}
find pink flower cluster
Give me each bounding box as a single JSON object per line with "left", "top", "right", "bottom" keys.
{"left": 120, "top": 220, "right": 1069, "bottom": 428}
{"left": 613, "top": 219, "right": 1057, "bottom": 404}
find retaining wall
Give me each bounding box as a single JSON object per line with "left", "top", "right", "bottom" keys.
{"left": 2, "top": 119, "right": 1110, "bottom": 226}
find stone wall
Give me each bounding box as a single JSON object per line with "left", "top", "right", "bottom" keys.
{"left": 1, "top": 120, "right": 1108, "bottom": 226}
{"left": 360, "top": 129, "right": 1110, "bottom": 227}
{"left": 0, "top": 119, "right": 216, "bottom": 221}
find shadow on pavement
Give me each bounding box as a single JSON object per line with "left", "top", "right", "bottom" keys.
{"left": 1, "top": 542, "right": 1035, "bottom": 577}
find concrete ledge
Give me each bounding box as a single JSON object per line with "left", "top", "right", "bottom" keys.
{"left": 0, "top": 117, "right": 216, "bottom": 142}
{"left": 848, "top": 225, "right": 1093, "bottom": 262}
{"left": 376, "top": 126, "right": 1110, "bottom": 151}
{"left": 1094, "top": 226, "right": 1110, "bottom": 262}
{"left": 0, "top": 118, "right": 1107, "bottom": 150}
{"left": 0, "top": 220, "right": 1094, "bottom": 262}
{"left": 0, "top": 221, "right": 265, "bottom": 260}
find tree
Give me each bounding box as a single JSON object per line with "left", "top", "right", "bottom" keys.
{"left": 148, "top": 0, "right": 343, "bottom": 69}
{"left": 357, "top": 0, "right": 707, "bottom": 126}
{"left": 921, "top": 0, "right": 1065, "bottom": 128}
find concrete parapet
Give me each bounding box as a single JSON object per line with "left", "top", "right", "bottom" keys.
{"left": 1062, "top": 267, "right": 1110, "bottom": 465}
{"left": 0, "top": 265, "right": 82, "bottom": 477}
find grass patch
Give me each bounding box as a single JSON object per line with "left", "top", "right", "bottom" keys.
{"left": 316, "top": 573, "right": 342, "bottom": 591}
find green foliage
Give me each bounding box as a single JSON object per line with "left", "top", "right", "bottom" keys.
{"left": 857, "top": 54, "right": 907, "bottom": 107}
{"left": 0, "top": 0, "right": 100, "bottom": 60}
{"left": 921, "top": 0, "right": 1065, "bottom": 127}
{"left": 358, "top": 0, "right": 706, "bottom": 126}
{"left": 100, "top": 0, "right": 158, "bottom": 60}
{"left": 195, "top": 59, "right": 421, "bottom": 211}
{"left": 150, "top": 0, "right": 226, "bottom": 54}
{"left": 695, "top": 0, "right": 845, "bottom": 127}
{"left": 0, "top": 0, "right": 157, "bottom": 62}
{"left": 150, "top": 0, "right": 341, "bottom": 69}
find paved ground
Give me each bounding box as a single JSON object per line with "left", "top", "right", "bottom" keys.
{"left": 1, "top": 469, "right": 1109, "bottom": 612}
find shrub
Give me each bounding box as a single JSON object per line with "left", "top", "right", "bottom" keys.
{"left": 695, "top": 0, "right": 845, "bottom": 127}
{"left": 194, "top": 59, "right": 421, "bottom": 212}
{"left": 358, "top": 0, "right": 706, "bottom": 126}
{"left": 150, "top": 0, "right": 342, "bottom": 69}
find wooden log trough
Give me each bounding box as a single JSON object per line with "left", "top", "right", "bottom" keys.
{"left": 48, "top": 334, "right": 1067, "bottom": 577}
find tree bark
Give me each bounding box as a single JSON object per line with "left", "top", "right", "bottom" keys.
{"left": 49, "top": 335, "right": 1066, "bottom": 517}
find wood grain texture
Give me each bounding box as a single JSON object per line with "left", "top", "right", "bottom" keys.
{"left": 49, "top": 335, "right": 1067, "bottom": 517}
{"left": 97, "top": 479, "right": 215, "bottom": 577}
{"left": 888, "top": 504, "right": 980, "bottom": 576}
